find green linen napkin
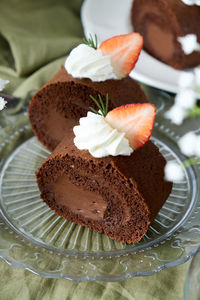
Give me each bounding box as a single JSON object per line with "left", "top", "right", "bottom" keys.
{"left": 0, "top": 259, "right": 189, "bottom": 300}
{"left": 0, "top": 0, "right": 190, "bottom": 299}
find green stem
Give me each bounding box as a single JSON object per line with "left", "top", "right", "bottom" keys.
{"left": 105, "top": 94, "right": 109, "bottom": 116}
{"left": 183, "top": 157, "right": 200, "bottom": 168}
{"left": 83, "top": 34, "right": 98, "bottom": 50}
{"left": 89, "top": 107, "right": 102, "bottom": 116}
{"left": 89, "top": 94, "right": 109, "bottom": 117}
{"left": 189, "top": 105, "right": 200, "bottom": 118}
{"left": 98, "top": 94, "right": 105, "bottom": 115}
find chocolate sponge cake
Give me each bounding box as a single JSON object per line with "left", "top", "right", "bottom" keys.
{"left": 29, "top": 67, "right": 147, "bottom": 152}
{"left": 131, "top": 0, "right": 200, "bottom": 69}
{"left": 36, "top": 131, "right": 172, "bottom": 244}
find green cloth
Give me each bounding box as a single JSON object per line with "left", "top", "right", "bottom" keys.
{"left": 0, "top": 0, "right": 190, "bottom": 299}
{"left": 0, "top": 259, "right": 189, "bottom": 300}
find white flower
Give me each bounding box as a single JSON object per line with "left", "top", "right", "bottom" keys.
{"left": 0, "top": 78, "right": 9, "bottom": 91}
{"left": 178, "top": 34, "right": 198, "bottom": 55}
{"left": 178, "top": 132, "right": 196, "bottom": 156}
{"left": 194, "top": 66, "right": 200, "bottom": 87}
{"left": 178, "top": 72, "right": 195, "bottom": 89}
{"left": 178, "top": 132, "right": 200, "bottom": 157}
{"left": 196, "top": 136, "right": 200, "bottom": 156}
{"left": 165, "top": 67, "right": 200, "bottom": 125}
{"left": 175, "top": 89, "right": 196, "bottom": 110}
{"left": 0, "top": 97, "right": 7, "bottom": 110}
{"left": 165, "top": 105, "right": 186, "bottom": 125}
{"left": 181, "top": 0, "right": 200, "bottom": 6}
{"left": 164, "top": 161, "right": 185, "bottom": 182}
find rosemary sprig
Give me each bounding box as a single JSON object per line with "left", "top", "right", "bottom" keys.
{"left": 83, "top": 34, "right": 98, "bottom": 49}
{"left": 105, "top": 93, "right": 109, "bottom": 116}
{"left": 89, "top": 94, "right": 109, "bottom": 117}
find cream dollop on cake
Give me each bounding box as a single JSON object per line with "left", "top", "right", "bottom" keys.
{"left": 73, "top": 97, "right": 156, "bottom": 159}
{"left": 73, "top": 111, "right": 133, "bottom": 158}
{"left": 65, "top": 44, "right": 118, "bottom": 82}
{"left": 181, "top": 0, "right": 200, "bottom": 5}
{"left": 65, "top": 33, "right": 143, "bottom": 81}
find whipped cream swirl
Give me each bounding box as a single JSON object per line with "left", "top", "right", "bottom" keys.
{"left": 181, "top": 0, "right": 200, "bottom": 5}
{"left": 73, "top": 112, "right": 133, "bottom": 158}
{"left": 65, "top": 44, "right": 119, "bottom": 82}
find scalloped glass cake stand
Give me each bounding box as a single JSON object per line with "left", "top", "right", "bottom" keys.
{"left": 0, "top": 104, "right": 200, "bottom": 282}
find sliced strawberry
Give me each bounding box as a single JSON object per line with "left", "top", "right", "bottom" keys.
{"left": 99, "top": 33, "right": 143, "bottom": 78}
{"left": 105, "top": 103, "right": 156, "bottom": 150}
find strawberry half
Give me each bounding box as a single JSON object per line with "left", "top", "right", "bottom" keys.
{"left": 105, "top": 103, "right": 156, "bottom": 150}
{"left": 99, "top": 33, "right": 143, "bottom": 78}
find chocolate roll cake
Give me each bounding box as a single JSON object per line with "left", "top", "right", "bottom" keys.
{"left": 37, "top": 131, "right": 172, "bottom": 244}
{"left": 28, "top": 67, "right": 147, "bottom": 152}
{"left": 131, "top": 0, "right": 200, "bottom": 69}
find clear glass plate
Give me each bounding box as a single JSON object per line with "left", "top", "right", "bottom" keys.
{"left": 0, "top": 98, "right": 200, "bottom": 282}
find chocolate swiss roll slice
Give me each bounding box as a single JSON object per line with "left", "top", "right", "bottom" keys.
{"left": 28, "top": 67, "right": 147, "bottom": 152}
{"left": 36, "top": 131, "right": 172, "bottom": 244}
{"left": 131, "top": 0, "right": 200, "bottom": 69}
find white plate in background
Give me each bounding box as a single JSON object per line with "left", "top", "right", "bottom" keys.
{"left": 81, "top": 0, "right": 193, "bottom": 94}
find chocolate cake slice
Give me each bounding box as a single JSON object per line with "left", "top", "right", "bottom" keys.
{"left": 37, "top": 131, "right": 172, "bottom": 244}
{"left": 29, "top": 67, "right": 147, "bottom": 151}
{"left": 131, "top": 0, "right": 200, "bottom": 69}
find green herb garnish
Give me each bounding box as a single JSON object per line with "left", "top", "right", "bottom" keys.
{"left": 83, "top": 34, "right": 98, "bottom": 49}
{"left": 89, "top": 94, "right": 109, "bottom": 117}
